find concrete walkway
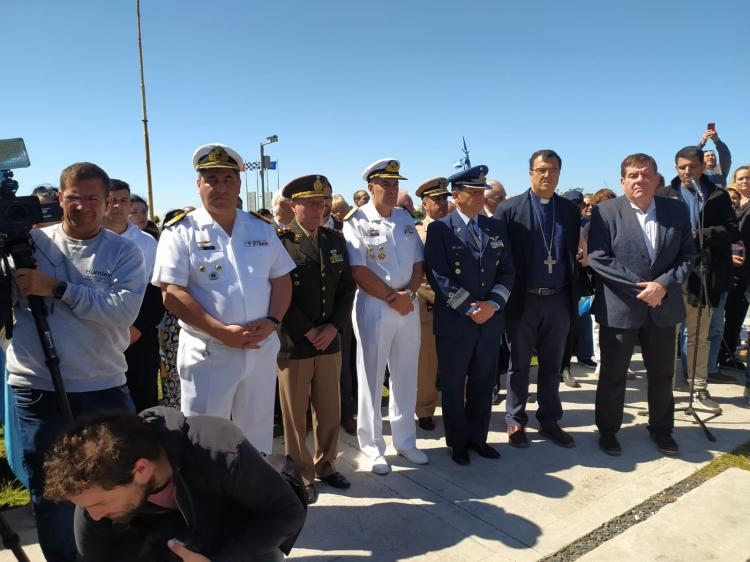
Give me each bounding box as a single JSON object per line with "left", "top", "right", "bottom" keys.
{"left": 2, "top": 356, "right": 749, "bottom": 561}
{"left": 578, "top": 467, "right": 750, "bottom": 562}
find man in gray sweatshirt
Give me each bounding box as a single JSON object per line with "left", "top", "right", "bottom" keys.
{"left": 6, "top": 162, "right": 146, "bottom": 562}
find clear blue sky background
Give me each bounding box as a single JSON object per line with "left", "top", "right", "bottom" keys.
{"left": 3, "top": 0, "right": 749, "bottom": 217}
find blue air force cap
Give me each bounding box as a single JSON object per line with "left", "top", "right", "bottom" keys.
{"left": 448, "top": 165, "right": 489, "bottom": 190}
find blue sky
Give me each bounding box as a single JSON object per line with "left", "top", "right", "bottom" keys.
{"left": 3, "top": 0, "right": 749, "bottom": 217}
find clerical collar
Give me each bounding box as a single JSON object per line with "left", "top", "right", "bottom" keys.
{"left": 530, "top": 190, "right": 552, "bottom": 205}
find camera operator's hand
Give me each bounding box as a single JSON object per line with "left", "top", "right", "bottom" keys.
{"left": 167, "top": 539, "right": 210, "bottom": 561}
{"left": 15, "top": 268, "right": 59, "bottom": 298}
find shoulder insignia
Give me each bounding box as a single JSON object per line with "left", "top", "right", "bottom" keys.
{"left": 250, "top": 211, "right": 273, "bottom": 224}
{"left": 276, "top": 227, "right": 295, "bottom": 240}
{"left": 163, "top": 211, "right": 187, "bottom": 228}
{"left": 343, "top": 206, "right": 358, "bottom": 221}
{"left": 415, "top": 220, "right": 423, "bottom": 226}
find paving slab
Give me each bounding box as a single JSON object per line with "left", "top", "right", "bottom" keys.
{"left": 290, "top": 357, "right": 750, "bottom": 561}
{"left": 577, "top": 467, "right": 750, "bottom": 562}
{"left": 2, "top": 354, "right": 749, "bottom": 561}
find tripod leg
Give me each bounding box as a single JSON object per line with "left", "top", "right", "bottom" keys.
{"left": 0, "top": 512, "right": 32, "bottom": 562}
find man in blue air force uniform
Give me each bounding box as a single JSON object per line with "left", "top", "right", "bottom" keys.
{"left": 425, "top": 165, "right": 514, "bottom": 465}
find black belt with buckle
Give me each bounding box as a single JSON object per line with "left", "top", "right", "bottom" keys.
{"left": 527, "top": 287, "right": 565, "bottom": 296}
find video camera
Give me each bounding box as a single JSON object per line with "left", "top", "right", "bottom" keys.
{"left": 0, "top": 138, "right": 62, "bottom": 238}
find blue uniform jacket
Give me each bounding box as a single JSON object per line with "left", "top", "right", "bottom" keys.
{"left": 424, "top": 210, "right": 514, "bottom": 339}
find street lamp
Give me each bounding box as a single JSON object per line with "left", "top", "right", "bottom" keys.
{"left": 259, "top": 135, "right": 278, "bottom": 210}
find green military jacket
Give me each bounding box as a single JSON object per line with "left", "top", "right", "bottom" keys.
{"left": 277, "top": 220, "right": 356, "bottom": 359}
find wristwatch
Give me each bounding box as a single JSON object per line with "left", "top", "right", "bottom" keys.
{"left": 405, "top": 289, "right": 417, "bottom": 301}
{"left": 53, "top": 282, "right": 67, "bottom": 300}
{"left": 265, "top": 316, "right": 281, "bottom": 327}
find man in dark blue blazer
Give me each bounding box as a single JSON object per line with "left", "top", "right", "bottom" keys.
{"left": 588, "top": 153, "right": 696, "bottom": 457}
{"left": 494, "top": 149, "right": 581, "bottom": 448}
{"left": 425, "top": 165, "right": 514, "bottom": 465}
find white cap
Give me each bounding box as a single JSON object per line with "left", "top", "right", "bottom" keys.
{"left": 361, "top": 158, "right": 407, "bottom": 182}
{"left": 192, "top": 143, "right": 244, "bottom": 171}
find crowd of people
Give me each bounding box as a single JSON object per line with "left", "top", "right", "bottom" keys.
{"left": 3, "top": 126, "right": 749, "bottom": 561}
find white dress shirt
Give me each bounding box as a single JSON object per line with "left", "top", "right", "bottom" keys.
{"left": 630, "top": 199, "right": 658, "bottom": 263}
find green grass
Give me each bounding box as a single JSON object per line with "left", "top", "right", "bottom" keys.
{"left": 0, "top": 427, "right": 31, "bottom": 510}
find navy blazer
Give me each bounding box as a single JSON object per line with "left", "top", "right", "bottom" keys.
{"left": 587, "top": 196, "right": 697, "bottom": 330}
{"left": 424, "top": 210, "right": 514, "bottom": 339}
{"left": 494, "top": 189, "right": 581, "bottom": 323}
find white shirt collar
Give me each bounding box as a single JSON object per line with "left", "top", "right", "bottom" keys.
{"left": 629, "top": 198, "right": 656, "bottom": 216}
{"left": 455, "top": 208, "right": 477, "bottom": 225}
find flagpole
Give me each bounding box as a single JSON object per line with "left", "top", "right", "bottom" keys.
{"left": 276, "top": 160, "right": 280, "bottom": 192}
{"left": 136, "top": 0, "right": 155, "bottom": 220}
{"left": 255, "top": 166, "right": 260, "bottom": 210}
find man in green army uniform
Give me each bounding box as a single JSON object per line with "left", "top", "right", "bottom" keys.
{"left": 276, "top": 174, "right": 357, "bottom": 504}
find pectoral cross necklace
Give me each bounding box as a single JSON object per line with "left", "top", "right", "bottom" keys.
{"left": 531, "top": 196, "right": 557, "bottom": 274}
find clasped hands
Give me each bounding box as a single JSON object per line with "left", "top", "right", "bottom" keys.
{"left": 219, "top": 318, "right": 276, "bottom": 349}
{"left": 468, "top": 300, "right": 495, "bottom": 325}
{"left": 305, "top": 323, "right": 338, "bottom": 351}
{"left": 385, "top": 290, "right": 413, "bottom": 316}
{"left": 636, "top": 281, "right": 666, "bottom": 308}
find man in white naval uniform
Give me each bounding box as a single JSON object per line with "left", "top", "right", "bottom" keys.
{"left": 152, "top": 143, "right": 294, "bottom": 453}
{"left": 343, "top": 158, "right": 428, "bottom": 474}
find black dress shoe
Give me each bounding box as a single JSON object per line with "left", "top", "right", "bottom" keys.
{"left": 578, "top": 357, "right": 597, "bottom": 368}
{"left": 507, "top": 427, "right": 529, "bottom": 448}
{"left": 304, "top": 484, "right": 318, "bottom": 504}
{"left": 598, "top": 432, "right": 622, "bottom": 456}
{"left": 450, "top": 446, "right": 470, "bottom": 465}
{"left": 468, "top": 440, "right": 501, "bottom": 459}
{"left": 719, "top": 357, "right": 746, "bottom": 371}
{"left": 319, "top": 472, "right": 351, "bottom": 489}
{"left": 650, "top": 430, "right": 679, "bottom": 457}
{"left": 539, "top": 423, "right": 575, "bottom": 448}
{"left": 418, "top": 416, "right": 435, "bottom": 431}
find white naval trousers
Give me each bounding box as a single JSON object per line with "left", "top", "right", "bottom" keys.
{"left": 352, "top": 292, "right": 420, "bottom": 458}
{"left": 177, "top": 329, "right": 280, "bottom": 453}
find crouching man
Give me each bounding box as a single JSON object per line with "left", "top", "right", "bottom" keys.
{"left": 43, "top": 407, "right": 306, "bottom": 562}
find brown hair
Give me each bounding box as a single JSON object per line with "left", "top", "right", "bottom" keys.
{"left": 43, "top": 413, "right": 163, "bottom": 502}
{"left": 59, "top": 162, "right": 111, "bottom": 196}
{"left": 620, "top": 153, "right": 658, "bottom": 178}
{"left": 732, "top": 166, "right": 750, "bottom": 184}
{"left": 593, "top": 188, "right": 617, "bottom": 204}
{"left": 529, "top": 149, "right": 562, "bottom": 170}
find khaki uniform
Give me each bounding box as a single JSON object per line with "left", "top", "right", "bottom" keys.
{"left": 277, "top": 220, "right": 356, "bottom": 485}
{"left": 415, "top": 217, "right": 438, "bottom": 418}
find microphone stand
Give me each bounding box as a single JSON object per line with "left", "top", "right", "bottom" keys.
{"left": 675, "top": 178, "right": 717, "bottom": 441}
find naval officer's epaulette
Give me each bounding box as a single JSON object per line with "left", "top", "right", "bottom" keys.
{"left": 249, "top": 210, "right": 273, "bottom": 224}
{"left": 163, "top": 211, "right": 187, "bottom": 228}
{"left": 343, "top": 206, "right": 358, "bottom": 221}
{"left": 276, "top": 227, "right": 295, "bottom": 241}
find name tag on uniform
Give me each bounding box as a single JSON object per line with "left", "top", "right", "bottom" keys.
{"left": 196, "top": 240, "right": 216, "bottom": 250}
{"left": 404, "top": 225, "right": 415, "bottom": 235}
{"left": 329, "top": 249, "right": 344, "bottom": 264}
{"left": 245, "top": 240, "right": 269, "bottom": 247}
{"left": 489, "top": 236, "right": 504, "bottom": 249}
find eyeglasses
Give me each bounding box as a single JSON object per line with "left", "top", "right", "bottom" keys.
{"left": 532, "top": 168, "right": 560, "bottom": 176}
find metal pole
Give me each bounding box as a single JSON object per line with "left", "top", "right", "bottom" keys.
{"left": 136, "top": 0, "right": 155, "bottom": 220}
{"left": 276, "top": 160, "right": 279, "bottom": 192}
{"left": 259, "top": 144, "right": 265, "bottom": 211}
{"left": 244, "top": 168, "right": 249, "bottom": 212}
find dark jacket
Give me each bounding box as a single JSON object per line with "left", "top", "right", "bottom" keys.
{"left": 424, "top": 210, "right": 514, "bottom": 340}
{"left": 587, "top": 196, "right": 697, "bottom": 329}
{"left": 494, "top": 189, "right": 581, "bottom": 326}
{"left": 277, "top": 221, "right": 356, "bottom": 359}
{"left": 657, "top": 175, "right": 739, "bottom": 306}
{"left": 74, "top": 408, "right": 306, "bottom": 562}
{"left": 739, "top": 203, "right": 750, "bottom": 284}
